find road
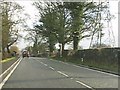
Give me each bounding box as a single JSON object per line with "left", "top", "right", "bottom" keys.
{"left": 1, "top": 57, "right": 119, "bottom": 89}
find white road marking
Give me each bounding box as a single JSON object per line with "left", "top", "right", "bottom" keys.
{"left": 50, "top": 59, "right": 69, "bottom": 65}
{"left": 40, "top": 62, "right": 44, "bottom": 64}
{"left": 73, "top": 65, "right": 79, "bottom": 67}
{"left": 76, "top": 81, "right": 94, "bottom": 89}
{"left": 73, "top": 65, "right": 119, "bottom": 77}
{"left": 51, "top": 59, "right": 118, "bottom": 77}
{"left": 57, "top": 71, "right": 69, "bottom": 77}
{"left": 38, "top": 60, "right": 47, "bottom": 66}
{"left": 50, "top": 59, "right": 54, "bottom": 61}
{"left": 64, "top": 63, "right": 69, "bottom": 65}
{"left": 36, "top": 60, "right": 43, "bottom": 64}
{"left": 0, "top": 58, "right": 22, "bottom": 89}
{"left": 49, "top": 67, "right": 55, "bottom": 70}
{"left": 37, "top": 60, "right": 47, "bottom": 66}
{"left": 70, "top": 78, "right": 73, "bottom": 79}
{"left": 0, "top": 57, "right": 21, "bottom": 78}
{"left": 44, "top": 64, "right": 48, "bottom": 66}
{"left": 36, "top": 60, "right": 47, "bottom": 66}
{"left": 61, "top": 62, "right": 69, "bottom": 65}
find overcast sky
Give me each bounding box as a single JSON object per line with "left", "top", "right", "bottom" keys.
{"left": 15, "top": 0, "right": 119, "bottom": 50}
{"left": 80, "top": 1, "right": 118, "bottom": 49}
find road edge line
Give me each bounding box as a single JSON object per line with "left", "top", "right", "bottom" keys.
{"left": 51, "top": 59, "right": 119, "bottom": 77}
{"left": 75, "top": 65, "right": 119, "bottom": 77}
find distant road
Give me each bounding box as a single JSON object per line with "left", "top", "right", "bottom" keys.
{"left": 2, "top": 57, "right": 118, "bottom": 89}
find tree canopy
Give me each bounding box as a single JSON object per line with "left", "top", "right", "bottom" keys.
{"left": 1, "top": 1, "right": 27, "bottom": 59}
{"left": 28, "top": 1, "right": 113, "bottom": 56}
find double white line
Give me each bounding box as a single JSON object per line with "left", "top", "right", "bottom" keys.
{"left": 0, "top": 57, "right": 22, "bottom": 89}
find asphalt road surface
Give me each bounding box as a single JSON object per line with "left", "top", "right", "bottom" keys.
{"left": 2, "top": 57, "right": 119, "bottom": 89}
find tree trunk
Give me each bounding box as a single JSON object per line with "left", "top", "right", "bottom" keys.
{"left": 73, "top": 36, "right": 79, "bottom": 51}
{"left": 33, "top": 43, "right": 38, "bottom": 55}
{"left": 2, "top": 47, "right": 5, "bottom": 59}
{"left": 89, "top": 33, "right": 94, "bottom": 49}
{"left": 62, "top": 43, "right": 65, "bottom": 57}
{"left": 7, "top": 45, "right": 10, "bottom": 53}
{"left": 49, "top": 42, "right": 54, "bottom": 57}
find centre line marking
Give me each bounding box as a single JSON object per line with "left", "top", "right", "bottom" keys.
{"left": 44, "top": 64, "right": 48, "bottom": 66}
{"left": 49, "top": 67, "right": 55, "bottom": 70}
{"left": 40, "top": 62, "right": 43, "bottom": 64}
{"left": 57, "top": 71, "right": 69, "bottom": 77}
{"left": 61, "top": 62, "right": 69, "bottom": 65}
{"left": 37, "top": 61, "right": 47, "bottom": 66}
{"left": 76, "top": 81, "right": 94, "bottom": 90}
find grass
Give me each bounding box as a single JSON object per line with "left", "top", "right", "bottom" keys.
{"left": 52, "top": 57, "right": 118, "bottom": 74}
{"left": 1, "top": 57, "right": 16, "bottom": 63}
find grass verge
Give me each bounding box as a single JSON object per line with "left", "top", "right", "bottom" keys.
{"left": 1, "top": 57, "right": 16, "bottom": 63}
{"left": 52, "top": 57, "right": 118, "bottom": 75}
